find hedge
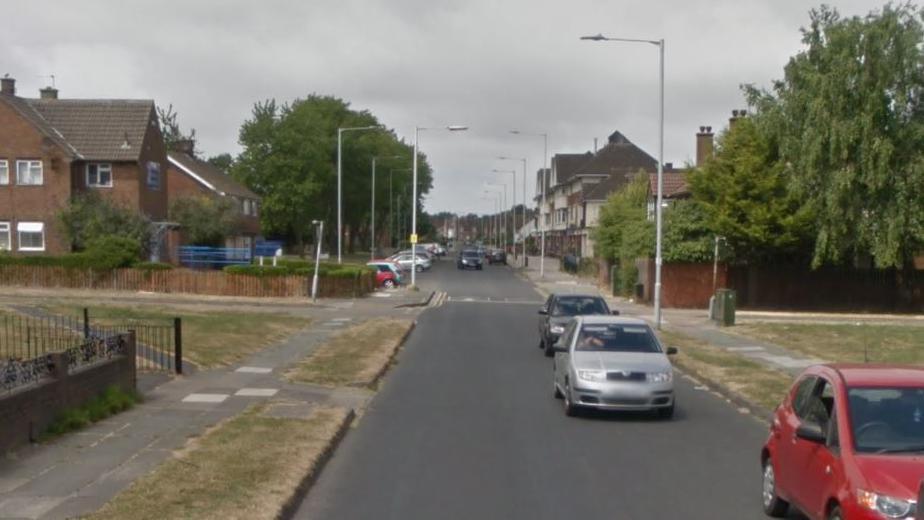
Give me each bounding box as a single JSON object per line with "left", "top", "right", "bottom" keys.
{"left": 0, "top": 235, "right": 141, "bottom": 270}
{"left": 223, "top": 262, "right": 374, "bottom": 279}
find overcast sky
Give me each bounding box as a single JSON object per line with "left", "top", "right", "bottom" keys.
{"left": 4, "top": 0, "right": 884, "bottom": 215}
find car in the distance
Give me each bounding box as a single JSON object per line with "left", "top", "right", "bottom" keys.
{"left": 538, "top": 294, "right": 616, "bottom": 356}
{"left": 388, "top": 252, "right": 432, "bottom": 272}
{"left": 761, "top": 364, "right": 924, "bottom": 520}
{"left": 457, "top": 249, "right": 483, "bottom": 270}
{"left": 367, "top": 260, "right": 402, "bottom": 288}
{"left": 487, "top": 249, "right": 506, "bottom": 265}
{"left": 551, "top": 316, "right": 677, "bottom": 418}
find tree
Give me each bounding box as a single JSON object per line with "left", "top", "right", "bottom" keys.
{"left": 688, "top": 117, "right": 812, "bottom": 263}
{"left": 157, "top": 103, "right": 197, "bottom": 154}
{"left": 232, "top": 95, "right": 428, "bottom": 252}
{"left": 592, "top": 174, "right": 653, "bottom": 294}
{"left": 207, "top": 153, "right": 234, "bottom": 172}
{"left": 661, "top": 200, "right": 715, "bottom": 263}
{"left": 169, "top": 196, "right": 238, "bottom": 246}
{"left": 746, "top": 3, "right": 924, "bottom": 269}
{"left": 58, "top": 192, "right": 151, "bottom": 252}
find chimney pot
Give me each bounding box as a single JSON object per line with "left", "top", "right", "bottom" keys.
{"left": 172, "top": 139, "right": 196, "bottom": 156}
{"left": 0, "top": 75, "right": 15, "bottom": 96}
{"left": 699, "top": 126, "right": 706, "bottom": 133}
{"left": 39, "top": 87, "right": 58, "bottom": 100}
{"left": 696, "top": 124, "right": 715, "bottom": 167}
{"left": 706, "top": 126, "right": 712, "bottom": 133}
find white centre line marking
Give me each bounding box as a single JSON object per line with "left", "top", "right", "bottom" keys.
{"left": 182, "top": 393, "right": 229, "bottom": 403}
{"left": 235, "top": 388, "right": 279, "bottom": 397}
{"left": 235, "top": 366, "right": 273, "bottom": 374}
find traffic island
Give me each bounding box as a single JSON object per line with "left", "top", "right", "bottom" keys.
{"left": 287, "top": 318, "right": 416, "bottom": 388}
{"left": 87, "top": 404, "right": 353, "bottom": 520}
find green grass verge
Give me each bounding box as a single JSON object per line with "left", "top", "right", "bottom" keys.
{"left": 733, "top": 322, "right": 924, "bottom": 365}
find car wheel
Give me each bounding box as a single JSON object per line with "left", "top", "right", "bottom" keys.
{"left": 761, "top": 459, "right": 789, "bottom": 517}
{"left": 563, "top": 380, "right": 578, "bottom": 417}
{"left": 477, "top": 266, "right": 482, "bottom": 270}
{"left": 543, "top": 340, "right": 554, "bottom": 357}
{"left": 827, "top": 506, "right": 842, "bottom": 520}
{"left": 383, "top": 279, "right": 395, "bottom": 288}
{"left": 415, "top": 265, "right": 424, "bottom": 272}
{"left": 553, "top": 382, "right": 563, "bottom": 399}
{"left": 657, "top": 403, "right": 675, "bottom": 420}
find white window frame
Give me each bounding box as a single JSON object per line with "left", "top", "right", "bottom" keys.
{"left": 86, "top": 163, "right": 113, "bottom": 188}
{"left": 146, "top": 161, "right": 161, "bottom": 190}
{"left": 16, "top": 222, "right": 45, "bottom": 251}
{"left": 0, "top": 222, "right": 9, "bottom": 251}
{"left": 0, "top": 160, "right": 8, "bottom": 185}
{"left": 16, "top": 160, "right": 43, "bottom": 185}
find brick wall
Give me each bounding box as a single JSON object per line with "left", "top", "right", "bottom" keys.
{"left": 0, "top": 333, "right": 136, "bottom": 454}
{"left": 637, "top": 259, "right": 726, "bottom": 309}
{"left": 0, "top": 100, "right": 74, "bottom": 255}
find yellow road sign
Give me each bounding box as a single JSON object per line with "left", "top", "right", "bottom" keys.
{"left": 410, "top": 234, "right": 418, "bottom": 244}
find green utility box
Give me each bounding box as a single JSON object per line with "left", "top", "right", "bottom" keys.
{"left": 714, "top": 289, "right": 736, "bottom": 326}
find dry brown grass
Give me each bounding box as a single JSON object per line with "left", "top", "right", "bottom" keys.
{"left": 659, "top": 329, "right": 794, "bottom": 412}
{"left": 288, "top": 318, "right": 414, "bottom": 387}
{"left": 87, "top": 404, "right": 350, "bottom": 520}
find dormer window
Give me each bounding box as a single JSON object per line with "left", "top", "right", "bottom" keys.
{"left": 86, "top": 163, "right": 113, "bottom": 188}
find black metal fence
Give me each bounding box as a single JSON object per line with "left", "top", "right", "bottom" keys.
{"left": 0, "top": 308, "right": 182, "bottom": 375}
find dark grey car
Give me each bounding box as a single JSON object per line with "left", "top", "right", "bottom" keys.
{"left": 537, "top": 294, "right": 615, "bottom": 357}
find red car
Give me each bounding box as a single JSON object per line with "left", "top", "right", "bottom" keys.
{"left": 367, "top": 261, "right": 401, "bottom": 288}
{"left": 762, "top": 364, "right": 924, "bottom": 520}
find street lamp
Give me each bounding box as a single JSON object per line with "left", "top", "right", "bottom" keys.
{"left": 389, "top": 167, "right": 412, "bottom": 250}
{"left": 493, "top": 166, "right": 518, "bottom": 258}
{"left": 411, "top": 124, "right": 468, "bottom": 288}
{"left": 497, "top": 156, "right": 527, "bottom": 264}
{"left": 510, "top": 129, "right": 549, "bottom": 278}
{"left": 311, "top": 220, "right": 324, "bottom": 301}
{"left": 337, "top": 125, "right": 382, "bottom": 263}
{"left": 581, "top": 33, "right": 665, "bottom": 329}
{"left": 483, "top": 191, "right": 500, "bottom": 247}
{"left": 485, "top": 183, "right": 506, "bottom": 248}
{"left": 371, "top": 155, "right": 404, "bottom": 259}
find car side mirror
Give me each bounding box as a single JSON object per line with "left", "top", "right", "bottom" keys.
{"left": 666, "top": 347, "right": 678, "bottom": 356}
{"left": 796, "top": 422, "right": 826, "bottom": 444}
{"left": 611, "top": 310, "right": 620, "bottom": 316}
{"left": 538, "top": 308, "right": 548, "bottom": 315}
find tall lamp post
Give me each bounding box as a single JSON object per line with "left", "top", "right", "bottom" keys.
{"left": 337, "top": 125, "right": 382, "bottom": 264}
{"left": 371, "top": 155, "right": 403, "bottom": 259}
{"left": 389, "top": 167, "right": 412, "bottom": 250}
{"left": 483, "top": 191, "right": 500, "bottom": 246}
{"left": 510, "top": 130, "right": 549, "bottom": 278}
{"left": 411, "top": 125, "right": 468, "bottom": 288}
{"left": 497, "top": 156, "right": 527, "bottom": 264}
{"left": 492, "top": 167, "right": 518, "bottom": 258}
{"left": 580, "top": 33, "right": 665, "bottom": 330}
{"left": 485, "top": 183, "right": 506, "bottom": 248}
{"left": 311, "top": 220, "right": 324, "bottom": 301}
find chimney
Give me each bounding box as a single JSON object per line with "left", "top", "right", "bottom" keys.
{"left": 1, "top": 75, "right": 15, "bottom": 96}
{"left": 696, "top": 125, "right": 714, "bottom": 166}
{"left": 593, "top": 137, "right": 598, "bottom": 153}
{"left": 39, "top": 86, "right": 58, "bottom": 100}
{"left": 729, "top": 109, "right": 747, "bottom": 129}
{"left": 172, "top": 139, "right": 195, "bottom": 156}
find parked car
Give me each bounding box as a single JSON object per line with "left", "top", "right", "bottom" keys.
{"left": 487, "top": 249, "right": 506, "bottom": 265}
{"left": 538, "top": 294, "right": 615, "bottom": 356}
{"left": 551, "top": 316, "right": 677, "bottom": 418}
{"left": 367, "top": 261, "right": 402, "bottom": 288}
{"left": 761, "top": 364, "right": 924, "bottom": 520}
{"left": 390, "top": 253, "right": 432, "bottom": 272}
{"left": 457, "top": 249, "right": 483, "bottom": 270}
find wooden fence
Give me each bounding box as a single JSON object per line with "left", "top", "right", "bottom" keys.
{"left": 0, "top": 266, "right": 374, "bottom": 299}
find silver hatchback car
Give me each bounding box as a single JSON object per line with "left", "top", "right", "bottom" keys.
{"left": 552, "top": 316, "right": 677, "bottom": 418}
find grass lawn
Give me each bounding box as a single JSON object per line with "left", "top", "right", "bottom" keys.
{"left": 288, "top": 318, "right": 414, "bottom": 387}
{"left": 88, "top": 405, "right": 350, "bottom": 520}
{"left": 659, "top": 329, "right": 794, "bottom": 412}
{"left": 734, "top": 322, "right": 924, "bottom": 365}
{"left": 41, "top": 304, "right": 311, "bottom": 368}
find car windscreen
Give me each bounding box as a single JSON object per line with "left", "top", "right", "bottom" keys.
{"left": 462, "top": 251, "right": 480, "bottom": 258}
{"left": 575, "top": 324, "right": 660, "bottom": 353}
{"left": 551, "top": 297, "right": 608, "bottom": 316}
{"left": 848, "top": 387, "right": 924, "bottom": 454}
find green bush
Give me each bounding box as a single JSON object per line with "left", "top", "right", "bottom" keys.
{"left": 133, "top": 261, "right": 174, "bottom": 271}
{"left": 0, "top": 235, "right": 141, "bottom": 270}
{"left": 44, "top": 386, "right": 139, "bottom": 438}
{"left": 224, "top": 262, "right": 374, "bottom": 278}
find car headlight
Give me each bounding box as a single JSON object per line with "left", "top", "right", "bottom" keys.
{"left": 646, "top": 371, "right": 673, "bottom": 383}
{"left": 857, "top": 490, "right": 914, "bottom": 518}
{"left": 550, "top": 325, "right": 566, "bottom": 334}
{"left": 578, "top": 370, "right": 605, "bottom": 382}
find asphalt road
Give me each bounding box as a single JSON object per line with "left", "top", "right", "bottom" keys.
{"left": 295, "top": 259, "right": 776, "bottom": 520}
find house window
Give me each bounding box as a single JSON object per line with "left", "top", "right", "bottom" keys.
{"left": 16, "top": 160, "right": 43, "bottom": 185}
{"left": 243, "top": 199, "right": 251, "bottom": 216}
{"left": 0, "top": 222, "right": 9, "bottom": 251}
{"left": 0, "top": 160, "right": 8, "bottom": 185}
{"left": 86, "top": 163, "right": 113, "bottom": 188}
{"left": 17, "top": 222, "right": 44, "bottom": 251}
{"left": 146, "top": 162, "right": 161, "bottom": 190}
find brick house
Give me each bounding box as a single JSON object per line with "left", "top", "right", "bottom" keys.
{"left": 165, "top": 141, "right": 261, "bottom": 251}
{"left": 0, "top": 76, "right": 168, "bottom": 256}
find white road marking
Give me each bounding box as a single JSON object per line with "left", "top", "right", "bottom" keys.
{"left": 727, "top": 346, "right": 765, "bottom": 352}
{"left": 182, "top": 393, "right": 229, "bottom": 403}
{"left": 235, "top": 388, "right": 279, "bottom": 397}
{"left": 332, "top": 318, "right": 353, "bottom": 322}
{"left": 693, "top": 385, "right": 710, "bottom": 391}
{"left": 235, "top": 366, "right": 273, "bottom": 374}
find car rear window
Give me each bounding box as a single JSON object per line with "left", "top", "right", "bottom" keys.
{"left": 552, "top": 297, "right": 608, "bottom": 316}
{"left": 575, "top": 324, "right": 660, "bottom": 353}
{"left": 463, "top": 251, "right": 480, "bottom": 258}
